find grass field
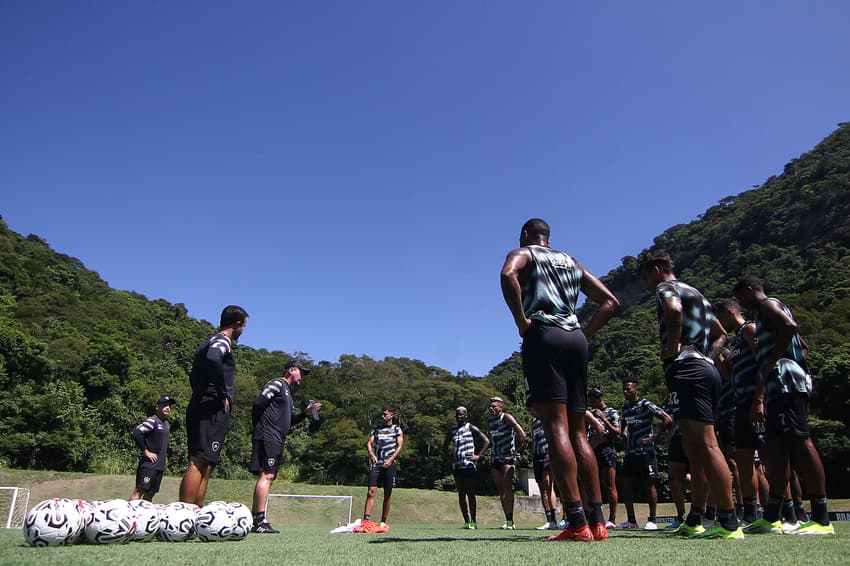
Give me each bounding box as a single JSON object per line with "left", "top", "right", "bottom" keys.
{"left": 1, "top": 469, "right": 847, "bottom": 565}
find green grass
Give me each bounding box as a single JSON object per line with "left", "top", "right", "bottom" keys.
{"left": 2, "top": 523, "right": 849, "bottom": 566}
{"left": 1, "top": 469, "right": 848, "bottom": 565}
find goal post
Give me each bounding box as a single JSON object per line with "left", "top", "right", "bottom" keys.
{"left": 265, "top": 494, "right": 353, "bottom": 527}
{"left": 0, "top": 487, "right": 30, "bottom": 529}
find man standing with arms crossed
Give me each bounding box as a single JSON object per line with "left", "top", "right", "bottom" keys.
{"left": 501, "top": 218, "right": 619, "bottom": 542}
{"left": 250, "top": 361, "right": 321, "bottom": 533}
{"left": 638, "top": 251, "right": 742, "bottom": 539}
{"left": 180, "top": 305, "right": 248, "bottom": 506}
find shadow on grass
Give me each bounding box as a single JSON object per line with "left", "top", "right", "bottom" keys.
{"left": 367, "top": 535, "right": 541, "bottom": 544}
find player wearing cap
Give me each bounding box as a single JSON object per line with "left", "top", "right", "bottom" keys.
{"left": 358, "top": 406, "right": 403, "bottom": 531}
{"left": 501, "top": 218, "right": 619, "bottom": 542}
{"left": 250, "top": 361, "right": 321, "bottom": 533}
{"left": 179, "top": 305, "right": 248, "bottom": 506}
{"left": 130, "top": 395, "right": 174, "bottom": 501}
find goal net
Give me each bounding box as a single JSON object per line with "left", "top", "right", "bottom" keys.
{"left": 265, "top": 494, "right": 353, "bottom": 527}
{"left": 0, "top": 487, "right": 30, "bottom": 529}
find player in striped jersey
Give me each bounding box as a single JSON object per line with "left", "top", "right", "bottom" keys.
{"left": 443, "top": 406, "right": 490, "bottom": 529}
{"left": 501, "top": 218, "right": 619, "bottom": 542}
{"left": 531, "top": 415, "right": 559, "bottom": 530}
{"left": 639, "top": 252, "right": 743, "bottom": 539}
{"left": 618, "top": 377, "right": 671, "bottom": 530}
{"left": 733, "top": 276, "right": 833, "bottom": 535}
{"left": 587, "top": 388, "right": 621, "bottom": 528}
{"left": 249, "top": 361, "right": 321, "bottom": 533}
{"left": 180, "top": 305, "right": 248, "bottom": 506}
{"left": 487, "top": 397, "right": 526, "bottom": 529}
{"left": 130, "top": 395, "right": 174, "bottom": 501}
{"left": 361, "top": 406, "right": 404, "bottom": 528}
{"left": 712, "top": 298, "right": 763, "bottom": 524}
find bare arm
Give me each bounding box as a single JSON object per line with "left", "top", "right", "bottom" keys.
{"left": 500, "top": 248, "right": 533, "bottom": 336}
{"left": 579, "top": 266, "right": 620, "bottom": 339}
{"left": 471, "top": 425, "right": 490, "bottom": 461}
{"left": 504, "top": 413, "right": 527, "bottom": 453}
{"left": 707, "top": 319, "right": 728, "bottom": 360}
{"left": 366, "top": 434, "right": 377, "bottom": 464}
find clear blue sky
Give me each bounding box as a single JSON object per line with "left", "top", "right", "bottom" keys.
{"left": 2, "top": 2, "right": 849, "bottom": 376}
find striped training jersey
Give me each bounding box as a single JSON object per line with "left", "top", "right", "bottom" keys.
{"left": 252, "top": 378, "right": 305, "bottom": 444}
{"left": 131, "top": 415, "right": 170, "bottom": 471}
{"left": 450, "top": 423, "right": 477, "bottom": 469}
{"left": 521, "top": 245, "right": 583, "bottom": 332}
{"left": 655, "top": 280, "right": 715, "bottom": 363}
{"left": 189, "top": 332, "right": 236, "bottom": 401}
{"left": 587, "top": 406, "right": 620, "bottom": 451}
{"left": 372, "top": 424, "right": 403, "bottom": 464}
{"left": 730, "top": 322, "right": 759, "bottom": 406}
{"left": 488, "top": 413, "right": 516, "bottom": 460}
{"left": 754, "top": 298, "right": 812, "bottom": 400}
{"left": 531, "top": 418, "right": 548, "bottom": 457}
{"left": 621, "top": 398, "right": 665, "bottom": 455}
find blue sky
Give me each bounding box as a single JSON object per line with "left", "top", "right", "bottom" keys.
{"left": 2, "top": 2, "right": 849, "bottom": 376}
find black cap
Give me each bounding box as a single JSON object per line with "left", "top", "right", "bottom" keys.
{"left": 588, "top": 388, "right": 603, "bottom": 399}
{"left": 284, "top": 361, "right": 311, "bottom": 374}
{"left": 157, "top": 395, "right": 175, "bottom": 406}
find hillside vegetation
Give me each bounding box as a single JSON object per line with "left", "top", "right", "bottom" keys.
{"left": 1, "top": 124, "right": 849, "bottom": 495}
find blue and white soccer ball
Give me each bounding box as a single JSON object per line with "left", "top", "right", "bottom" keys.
{"left": 23, "top": 498, "right": 84, "bottom": 547}
{"left": 85, "top": 499, "right": 137, "bottom": 544}
{"left": 228, "top": 502, "right": 253, "bottom": 541}
{"left": 195, "top": 503, "right": 234, "bottom": 542}
{"left": 158, "top": 503, "right": 196, "bottom": 542}
{"left": 128, "top": 499, "right": 161, "bottom": 542}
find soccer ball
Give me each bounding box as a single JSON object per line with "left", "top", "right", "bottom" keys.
{"left": 128, "top": 499, "right": 161, "bottom": 542}
{"left": 195, "top": 504, "right": 234, "bottom": 542}
{"left": 72, "top": 500, "right": 97, "bottom": 544}
{"left": 85, "top": 499, "right": 137, "bottom": 544}
{"left": 228, "top": 502, "right": 253, "bottom": 541}
{"left": 158, "top": 503, "right": 196, "bottom": 542}
{"left": 23, "top": 498, "right": 84, "bottom": 547}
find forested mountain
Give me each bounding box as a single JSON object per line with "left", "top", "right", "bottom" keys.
{"left": 2, "top": 123, "right": 849, "bottom": 494}
{"left": 494, "top": 123, "right": 850, "bottom": 494}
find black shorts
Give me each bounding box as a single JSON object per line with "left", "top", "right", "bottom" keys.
{"left": 532, "top": 456, "right": 551, "bottom": 484}
{"left": 622, "top": 453, "right": 658, "bottom": 482}
{"left": 734, "top": 403, "right": 765, "bottom": 450}
{"left": 186, "top": 395, "right": 231, "bottom": 464}
{"left": 135, "top": 466, "right": 163, "bottom": 494}
{"left": 765, "top": 393, "right": 810, "bottom": 439}
{"left": 716, "top": 415, "right": 735, "bottom": 447}
{"left": 491, "top": 456, "right": 517, "bottom": 471}
{"left": 452, "top": 466, "right": 478, "bottom": 490}
{"left": 594, "top": 447, "right": 618, "bottom": 470}
{"left": 249, "top": 438, "right": 284, "bottom": 476}
{"left": 368, "top": 462, "right": 397, "bottom": 489}
{"left": 521, "top": 323, "right": 588, "bottom": 413}
{"left": 664, "top": 357, "right": 720, "bottom": 424}
{"left": 667, "top": 434, "right": 688, "bottom": 464}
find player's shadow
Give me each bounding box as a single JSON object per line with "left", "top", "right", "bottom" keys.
{"left": 367, "top": 535, "right": 540, "bottom": 544}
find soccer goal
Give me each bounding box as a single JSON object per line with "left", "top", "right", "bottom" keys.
{"left": 0, "top": 487, "right": 30, "bottom": 529}
{"left": 265, "top": 494, "right": 353, "bottom": 527}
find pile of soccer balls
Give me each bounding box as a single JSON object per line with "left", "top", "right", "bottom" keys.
{"left": 23, "top": 498, "right": 253, "bottom": 546}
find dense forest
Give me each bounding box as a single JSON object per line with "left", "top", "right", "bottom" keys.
{"left": 1, "top": 124, "right": 849, "bottom": 496}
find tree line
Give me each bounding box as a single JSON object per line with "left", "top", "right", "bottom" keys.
{"left": 1, "top": 123, "right": 848, "bottom": 496}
